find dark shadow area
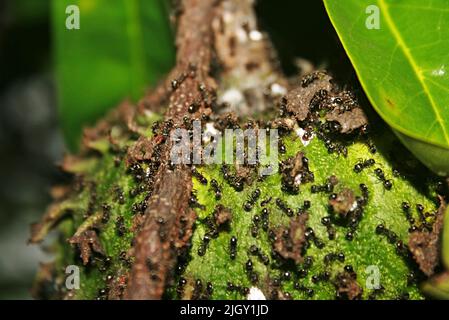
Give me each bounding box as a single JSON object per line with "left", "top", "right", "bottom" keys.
{"left": 0, "top": 0, "right": 64, "bottom": 299}
{"left": 256, "top": 0, "right": 356, "bottom": 83}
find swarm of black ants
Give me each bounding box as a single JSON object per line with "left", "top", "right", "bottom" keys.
{"left": 31, "top": 68, "right": 448, "bottom": 300}
{"left": 170, "top": 71, "right": 447, "bottom": 300}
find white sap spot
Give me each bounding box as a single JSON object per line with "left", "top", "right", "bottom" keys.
{"left": 249, "top": 30, "right": 263, "bottom": 41}
{"left": 236, "top": 28, "right": 248, "bottom": 42}
{"left": 432, "top": 65, "right": 446, "bottom": 77}
{"left": 350, "top": 200, "right": 358, "bottom": 212}
{"left": 223, "top": 12, "right": 233, "bottom": 23}
{"left": 221, "top": 88, "right": 244, "bottom": 106}
{"left": 294, "top": 174, "right": 302, "bottom": 186}
{"left": 205, "top": 123, "right": 218, "bottom": 136}
{"left": 295, "top": 127, "right": 314, "bottom": 147}
{"left": 247, "top": 287, "right": 266, "bottom": 300}
{"left": 203, "top": 123, "right": 219, "bottom": 143}
{"left": 270, "top": 83, "right": 287, "bottom": 96}
{"left": 143, "top": 110, "right": 155, "bottom": 118}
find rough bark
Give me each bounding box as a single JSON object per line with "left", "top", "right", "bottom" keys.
{"left": 126, "top": 0, "right": 282, "bottom": 299}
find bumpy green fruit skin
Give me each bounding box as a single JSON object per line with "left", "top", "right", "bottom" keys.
{"left": 38, "top": 111, "right": 443, "bottom": 300}
{"left": 179, "top": 130, "right": 437, "bottom": 300}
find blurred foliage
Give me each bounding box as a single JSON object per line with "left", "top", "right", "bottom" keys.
{"left": 52, "top": 0, "right": 175, "bottom": 151}
{"left": 0, "top": 1, "right": 51, "bottom": 91}
{"left": 11, "top": 0, "right": 49, "bottom": 23}
{"left": 0, "top": 0, "right": 56, "bottom": 299}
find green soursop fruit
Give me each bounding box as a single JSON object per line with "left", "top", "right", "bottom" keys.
{"left": 30, "top": 98, "right": 446, "bottom": 300}
{"left": 30, "top": 0, "right": 448, "bottom": 300}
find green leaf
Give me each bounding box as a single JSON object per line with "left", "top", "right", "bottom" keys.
{"left": 52, "top": 0, "right": 175, "bottom": 151}
{"left": 323, "top": 0, "right": 449, "bottom": 176}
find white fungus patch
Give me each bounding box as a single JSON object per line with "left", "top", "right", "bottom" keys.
{"left": 223, "top": 12, "right": 233, "bottom": 23}
{"left": 249, "top": 30, "right": 263, "bottom": 41}
{"left": 143, "top": 110, "right": 155, "bottom": 118}
{"left": 294, "top": 173, "right": 302, "bottom": 186}
{"left": 236, "top": 28, "right": 248, "bottom": 42}
{"left": 221, "top": 88, "right": 245, "bottom": 107}
{"left": 270, "top": 83, "right": 287, "bottom": 96}
{"left": 205, "top": 122, "right": 218, "bottom": 136}
{"left": 295, "top": 127, "right": 314, "bottom": 147}
{"left": 203, "top": 122, "right": 219, "bottom": 143}
{"left": 247, "top": 287, "right": 266, "bottom": 300}
{"left": 350, "top": 200, "right": 358, "bottom": 212}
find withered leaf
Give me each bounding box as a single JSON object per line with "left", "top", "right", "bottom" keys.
{"left": 409, "top": 201, "right": 446, "bottom": 276}
{"left": 273, "top": 214, "right": 308, "bottom": 264}
{"left": 69, "top": 229, "right": 105, "bottom": 265}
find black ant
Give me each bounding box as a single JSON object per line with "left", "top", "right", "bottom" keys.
{"left": 261, "top": 208, "right": 270, "bottom": 231}
{"left": 294, "top": 283, "right": 314, "bottom": 297}
{"left": 248, "top": 245, "right": 270, "bottom": 266}
{"left": 310, "top": 89, "right": 329, "bottom": 110}
{"left": 192, "top": 167, "right": 207, "bottom": 185}
{"left": 301, "top": 71, "right": 325, "bottom": 88}
{"left": 198, "top": 234, "right": 211, "bottom": 256}
{"left": 311, "top": 272, "right": 331, "bottom": 284}
{"left": 305, "top": 227, "right": 325, "bottom": 249}
{"left": 251, "top": 225, "right": 259, "bottom": 238}
{"left": 221, "top": 165, "right": 244, "bottom": 192}
{"left": 210, "top": 179, "right": 222, "bottom": 200}
{"left": 115, "top": 216, "right": 126, "bottom": 237}
{"left": 189, "top": 192, "right": 205, "bottom": 209}
{"left": 402, "top": 201, "right": 415, "bottom": 224}
{"left": 101, "top": 204, "right": 111, "bottom": 223}
{"left": 360, "top": 184, "right": 369, "bottom": 200}
{"left": 324, "top": 252, "right": 345, "bottom": 264}
{"left": 171, "top": 72, "right": 188, "bottom": 91}
{"left": 321, "top": 216, "right": 336, "bottom": 240}
{"left": 374, "top": 168, "right": 393, "bottom": 190}
{"left": 311, "top": 176, "right": 338, "bottom": 194}
{"left": 376, "top": 224, "right": 399, "bottom": 244}
{"left": 244, "top": 188, "right": 261, "bottom": 212}
{"left": 297, "top": 200, "right": 311, "bottom": 215}
{"left": 278, "top": 140, "right": 286, "bottom": 154}
{"left": 354, "top": 159, "right": 375, "bottom": 173}
{"left": 275, "top": 198, "right": 294, "bottom": 217}
{"left": 188, "top": 102, "right": 199, "bottom": 114}
{"left": 114, "top": 186, "right": 125, "bottom": 205}
{"left": 260, "top": 197, "right": 272, "bottom": 207}
{"left": 229, "top": 236, "right": 237, "bottom": 260}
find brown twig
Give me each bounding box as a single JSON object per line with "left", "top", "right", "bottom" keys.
{"left": 126, "top": 0, "right": 286, "bottom": 299}
{"left": 124, "top": 0, "right": 218, "bottom": 300}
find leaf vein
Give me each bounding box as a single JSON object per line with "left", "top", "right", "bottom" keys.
{"left": 378, "top": 0, "right": 449, "bottom": 145}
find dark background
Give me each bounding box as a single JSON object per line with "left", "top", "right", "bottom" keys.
{"left": 0, "top": 0, "right": 353, "bottom": 299}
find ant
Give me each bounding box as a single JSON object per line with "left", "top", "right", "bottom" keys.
{"left": 276, "top": 198, "right": 294, "bottom": 217}
{"left": 353, "top": 159, "right": 375, "bottom": 173}
{"left": 229, "top": 236, "right": 237, "bottom": 260}
{"left": 374, "top": 168, "right": 393, "bottom": 190}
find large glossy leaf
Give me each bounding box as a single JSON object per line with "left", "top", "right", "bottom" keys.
{"left": 323, "top": 0, "right": 449, "bottom": 176}
{"left": 52, "top": 0, "right": 175, "bottom": 151}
